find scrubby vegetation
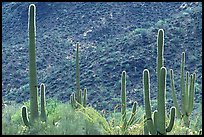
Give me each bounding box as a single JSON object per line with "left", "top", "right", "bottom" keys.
{"left": 2, "top": 99, "right": 202, "bottom": 135}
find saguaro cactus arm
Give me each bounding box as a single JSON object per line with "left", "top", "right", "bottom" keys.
{"left": 166, "top": 107, "right": 176, "bottom": 132}
{"left": 40, "top": 83, "right": 47, "bottom": 122}
{"left": 170, "top": 69, "right": 182, "bottom": 118}
{"left": 143, "top": 69, "right": 157, "bottom": 135}
{"left": 22, "top": 106, "right": 30, "bottom": 126}
{"left": 127, "top": 101, "right": 137, "bottom": 127}
{"left": 83, "top": 88, "right": 87, "bottom": 108}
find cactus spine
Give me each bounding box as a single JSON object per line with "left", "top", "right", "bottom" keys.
{"left": 121, "top": 71, "right": 137, "bottom": 134}
{"left": 21, "top": 4, "right": 47, "bottom": 126}
{"left": 170, "top": 52, "right": 196, "bottom": 127}
{"left": 143, "top": 29, "right": 176, "bottom": 135}
{"left": 28, "top": 4, "right": 39, "bottom": 122}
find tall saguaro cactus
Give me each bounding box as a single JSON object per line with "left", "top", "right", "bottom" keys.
{"left": 121, "top": 71, "right": 137, "bottom": 134}
{"left": 143, "top": 29, "right": 176, "bottom": 135}
{"left": 28, "top": 4, "right": 39, "bottom": 122}
{"left": 71, "top": 43, "right": 88, "bottom": 108}
{"left": 21, "top": 4, "right": 47, "bottom": 126}
{"left": 169, "top": 52, "right": 196, "bottom": 127}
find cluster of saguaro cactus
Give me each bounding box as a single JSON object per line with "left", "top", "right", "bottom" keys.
{"left": 143, "top": 29, "right": 176, "bottom": 135}
{"left": 120, "top": 71, "right": 137, "bottom": 134}
{"left": 21, "top": 4, "right": 47, "bottom": 126}
{"left": 169, "top": 52, "right": 196, "bottom": 127}
{"left": 70, "top": 88, "right": 87, "bottom": 108}
{"left": 70, "top": 44, "right": 87, "bottom": 108}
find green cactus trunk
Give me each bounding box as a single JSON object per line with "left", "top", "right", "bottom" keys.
{"left": 121, "top": 71, "right": 127, "bottom": 133}
{"left": 76, "top": 43, "right": 81, "bottom": 104}
{"left": 28, "top": 4, "right": 39, "bottom": 122}
{"left": 157, "top": 67, "right": 166, "bottom": 135}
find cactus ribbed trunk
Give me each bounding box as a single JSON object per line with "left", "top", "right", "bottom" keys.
{"left": 157, "top": 67, "right": 166, "bottom": 135}
{"left": 121, "top": 71, "right": 127, "bottom": 133}
{"left": 76, "top": 43, "right": 81, "bottom": 104}
{"left": 157, "top": 29, "right": 164, "bottom": 97}
{"left": 28, "top": 4, "right": 39, "bottom": 122}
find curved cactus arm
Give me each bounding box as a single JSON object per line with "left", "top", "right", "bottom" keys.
{"left": 170, "top": 69, "right": 182, "bottom": 118}
{"left": 143, "top": 69, "right": 156, "bottom": 135}
{"left": 40, "top": 83, "right": 47, "bottom": 122}
{"left": 28, "top": 4, "right": 39, "bottom": 122}
{"left": 157, "top": 67, "right": 166, "bottom": 135}
{"left": 127, "top": 101, "right": 137, "bottom": 127}
{"left": 22, "top": 106, "right": 30, "bottom": 126}
{"left": 166, "top": 107, "right": 176, "bottom": 132}
{"left": 83, "top": 88, "right": 87, "bottom": 108}
{"left": 121, "top": 71, "right": 127, "bottom": 132}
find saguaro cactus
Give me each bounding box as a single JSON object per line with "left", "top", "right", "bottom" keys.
{"left": 70, "top": 88, "right": 87, "bottom": 109}
{"left": 143, "top": 29, "right": 176, "bottom": 135}
{"left": 21, "top": 4, "right": 47, "bottom": 126}
{"left": 71, "top": 43, "right": 88, "bottom": 108}
{"left": 170, "top": 52, "right": 196, "bottom": 127}
{"left": 121, "top": 71, "right": 137, "bottom": 134}
{"left": 143, "top": 68, "right": 176, "bottom": 135}
{"left": 28, "top": 3, "right": 39, "bottom": 122}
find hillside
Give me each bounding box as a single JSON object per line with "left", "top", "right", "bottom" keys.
{"left": 2, "top": 2, "right": 202, "bottom": 111}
